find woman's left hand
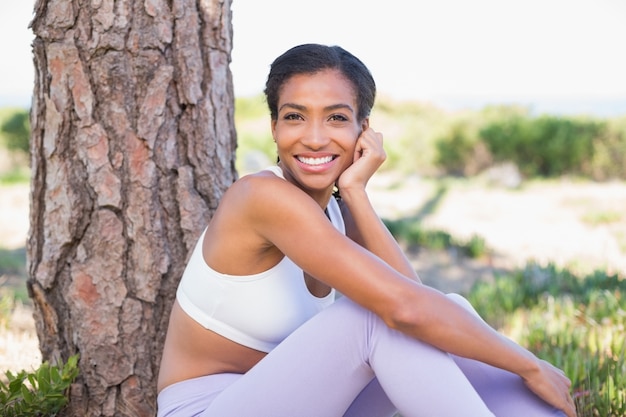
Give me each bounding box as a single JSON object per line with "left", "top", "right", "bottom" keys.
{"left": 337, "top": 128, "right": 386, "bottom": 193}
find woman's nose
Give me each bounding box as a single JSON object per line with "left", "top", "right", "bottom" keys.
{"left": 301, "top": 123, "right": 330, "bottom": 149}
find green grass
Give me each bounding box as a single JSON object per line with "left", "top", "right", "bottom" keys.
{"left": 0, "top": 248, "right": 26, "bottom": 276}
{"left": 0, "top": 167, "right": 30, "bottom": 185}
{"left": 384, "top": 217, "right": 489, "bottom": 259}
{"left": 467, "top": 263, "right": 626, "bottom": 416}
{"left": 0, "top": 247, "right": 29, "bottom": 317}
{"left": 581, "top": 210, "right": 623, "bottom": 225}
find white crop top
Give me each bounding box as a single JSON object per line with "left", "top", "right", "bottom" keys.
{"left": 176, "top": 166, "right": 344, "bottom": 353}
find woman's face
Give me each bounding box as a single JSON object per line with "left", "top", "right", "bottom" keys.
{"left": 272, "top": 69, "right": 367, "bottom": 201}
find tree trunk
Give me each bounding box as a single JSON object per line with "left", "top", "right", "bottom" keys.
{"left": 27, "top": 0, "right": 237, "bottom": 415}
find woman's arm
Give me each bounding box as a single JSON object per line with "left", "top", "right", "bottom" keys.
{"left": 337, "top": 128, "right": 420, "bottom": 281}
{"left": 339, "top": 191, "right": 420, "bottom": 282}
{"left": 243, "top": 175, "right": 574, "bottom": 417}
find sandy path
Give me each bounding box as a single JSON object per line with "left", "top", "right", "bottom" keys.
{"left": 0, "top": 184, "right": 29, "bottom": 249}
{"left": 368, "top": 174, "right": 626, "bottom": 273}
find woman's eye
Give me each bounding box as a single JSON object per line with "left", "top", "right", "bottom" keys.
{"left": 329, "top": 114, "right": 348, "bottom": 122}
{"left": 284, "top": 113, "right": 302, "bottom": 121}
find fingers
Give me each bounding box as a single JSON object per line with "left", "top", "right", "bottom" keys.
{"left": 552, "top": 368, "right": 576, "bottom": 417}
{"left": 356, "top": 128, "right": 385, "bottom": 163}
{"left": 338, "top": 128, "right": 385, "bottom": 191}
{"left": 564, "top": 394, "right": 577, "bottom": 417}
{"left": 525, "top": 361, "right": 577, "bottom": 417}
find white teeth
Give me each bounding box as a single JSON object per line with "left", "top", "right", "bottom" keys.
{"left": 297, "top": 156, "right": 333, "bottom": 166}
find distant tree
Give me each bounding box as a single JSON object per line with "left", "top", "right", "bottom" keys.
{"left": 0, "top": 109, "right": 30, "bottom": 153}
{"left": 28, "top": 0, "right": 237, "bottom": 415}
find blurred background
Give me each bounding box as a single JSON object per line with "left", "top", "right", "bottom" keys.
{"left": 1, "top": 1, "right": 625, "bottom": 414}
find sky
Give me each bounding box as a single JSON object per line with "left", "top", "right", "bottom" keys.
{"left": 2, "top": 0, "right": 625, "bottom": 115}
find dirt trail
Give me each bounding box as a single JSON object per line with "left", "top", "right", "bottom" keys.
{"left": 367, "top": 173, "right": 626, "bottom": 291}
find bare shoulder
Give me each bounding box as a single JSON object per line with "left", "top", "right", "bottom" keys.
{"left": 222, "top": 170, "right": 318, "bottom": 219}
{"left": 203, "top": 171, "right": 302, "bottom": 272}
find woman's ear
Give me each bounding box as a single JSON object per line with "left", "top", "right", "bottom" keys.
{"left": 360, "top": 118, "right": 369, "bottom": 133}
{"left": 271, "top": 119, "right": 277, "bottom": 142}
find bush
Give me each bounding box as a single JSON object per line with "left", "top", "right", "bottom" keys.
{"left": 383, "top": 219, "right": 488, "bottom": 259}
{"left": 0, "top": 355, "right": 79, "bottom": 417}
{"left": 0, "top": 109, "right": 30, "bottom": 154}
{"left": 434, "top": 121, "right": 478, "bottom": 176}
{"left": 479, "top": 115, "right": 604, "bottom": 178}
{"left": 428, "top": 104, "right": 626, "bottom": 181}
{"left": 589, "top": 117, "right": 626, "bottom": 180}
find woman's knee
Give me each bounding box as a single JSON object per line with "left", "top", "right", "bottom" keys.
{"left": 446, "top": 293, "right": 481, "bottom": 318}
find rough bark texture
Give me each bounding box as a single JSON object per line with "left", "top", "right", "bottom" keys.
{"left": 27, "top": 0, "right": 237, "bottom": 415}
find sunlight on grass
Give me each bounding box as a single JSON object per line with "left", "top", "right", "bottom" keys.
{"left": 0, "top": 168, "right": 29, "bottom": 185}
{"left": 468, "top": 264, "right": 626, "bottom": 416}
{"left": 581, "top": 210, "right": 623, "bottom": 225}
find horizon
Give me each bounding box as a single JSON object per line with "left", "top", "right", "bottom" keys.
{"left": 2, "top": 1, "right": 625, "bottom": 117}
{"left": 5, "top": 93, "right": 626, "bottom": 118}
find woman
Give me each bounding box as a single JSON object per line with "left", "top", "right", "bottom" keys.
{"left": 157, "top": 44, "right": 576, "bottom": 417}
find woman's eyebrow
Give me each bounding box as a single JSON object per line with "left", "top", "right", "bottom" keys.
{"left": 278, "top": 102, "right": 306, "bottom": 112}
{"left": 278, "top": 103, "right": 355, "bottom": 113}
{"left": 324, "top": 103, "right": 355, "bottom": 113}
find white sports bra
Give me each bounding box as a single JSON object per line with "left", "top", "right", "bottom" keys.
{"left": 176, "top": 166, "right": 343, "bottom": 352}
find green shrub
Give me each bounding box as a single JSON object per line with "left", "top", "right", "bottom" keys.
{"left": 468, "top": 262, "right": 626, "bottom": 323}
{"left": 0, "top": 167, "right": 30, "bottom": 184}
{"left": 589, "top": 117, "right": 626, "bottom": 180}
{"left": 0, "top": 248, "right": 27, "bottom": 277}
{"left": 0, "top": 292, "right": 12, "bottom": 328}
{"left": 460, "top": 234, "right": 488, "bottom": 258}
{"left": 383, "top": 219, "right": 487, "bottom": 259}
{"left": 479, "top": 115, "right": 604, "bottom": 178}
{"left": 434, "top": 121, "right": 478, "bottom": 176}
{"left": 0, "top": 109, "right": 30, "bottom": 154}
{"left": 0, "top": 355, "right": 79, "bottom": 417}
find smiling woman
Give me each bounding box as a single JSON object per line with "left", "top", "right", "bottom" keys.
{"left": 270, "top": 70, "right": 370, "bottom": 204}
{"left": 156, "top": 44, "right": 575, "bottom": 417}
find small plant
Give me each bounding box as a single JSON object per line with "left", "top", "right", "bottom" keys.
{"left": 460, "top": 234, "right": 488, "bottom": 258}
{"left": 0, "top": 167, "right": 30, "bottom": 185}
{"left": 0, "top": 109, "right": 30, "bottom": 154}
{"left": 384, "top": 219, "right": 488, "bottom": 259}
{"left": 0, "top": 291, "right": 12, "bottom": 328}
{"left": 581, "top": 210, "right": 622, "bottom": 225}
{"left": 0, "top": 354, "right": 79, "bottom": 417}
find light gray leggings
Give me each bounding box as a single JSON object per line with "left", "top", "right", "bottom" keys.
{"left": 157, "top": 294, "right": 565, "bottom": 417}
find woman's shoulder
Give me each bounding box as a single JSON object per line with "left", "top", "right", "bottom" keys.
{"left": 223, "top": 170, "right": 323, "bottom": 228}
{"left": 218, "top": 169, "right": 300, "bottom": 216}
{"left": 229, "top": 169, "right": 288, "bottom": 196}
{"left": 228, "top": 169, "right": 302, "bottom": 201}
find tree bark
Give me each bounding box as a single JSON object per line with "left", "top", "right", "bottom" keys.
{"left": 27, "top": 0, "right": 237, "bottom": 415}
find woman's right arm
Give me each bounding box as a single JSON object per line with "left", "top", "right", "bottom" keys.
{"left": 239, "top": 175, "right": 575, "bottom": 417}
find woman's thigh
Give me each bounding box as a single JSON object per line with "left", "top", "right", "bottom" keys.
{"left": 157, "top": 374, "right": 242, "bottom": 417}
{"left": 202, "top": 297, "right": 379, "bottom": 416}
{"left": 203, "top": 297, "right": 493, "bottom": 417}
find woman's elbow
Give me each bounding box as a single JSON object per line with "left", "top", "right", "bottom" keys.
{"left": 381, "top": 295, "right": 430, "bottom": 334}
{"left": 379, "top": 285, "right": 448, "bottom": 336}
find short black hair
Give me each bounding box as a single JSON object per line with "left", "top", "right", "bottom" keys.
{"left": 264, "top": 44, "right": 376, "bottom": 122}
